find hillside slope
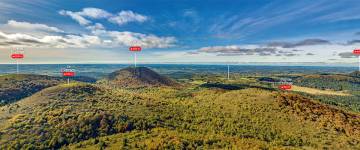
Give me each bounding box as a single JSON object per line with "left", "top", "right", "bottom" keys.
{"left": 0, "top": 83, "right": 359, "bottom": 149}
{"left": 0, "top": 74, "right": 97, "bottom": 105}
{"left": 0, "top": 74, "right": 63, "bottom": 104}
{"left": 350, "top": 71, "right": 360, "bottom": 78}
{"left": 290, "top": 73, "right": 360, "bottom": 112}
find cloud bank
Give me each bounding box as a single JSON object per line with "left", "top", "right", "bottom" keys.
{"left": 197, "top": 45, "right": 298, "bottom": 57}
{"left": 267, "top": 39, "right": 330, "bottom": 48}
{"left": 338, "top": 52, "right": 358, "bottom": 58}
{"left": 0, "top": 19, "right": 176, "bottom": 49}
{"left": 6, "top": 20, "right": 63, "bottom": 33}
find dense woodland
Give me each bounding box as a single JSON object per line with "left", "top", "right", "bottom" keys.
{"left": 0, "top": 69, "right": 359, "bottom": 149}
{"left": 0, "top": 74, "right": 63, "bottom": 105}
{"left": 0, "top": 74, "right": 96, "bottom": 106}
{"left": 294, "top": 74, "right": 360, "bottom": 91}
{"left": 292, "top": 73, "right": 360, "bottom": 112}
{"left": 256, "top": 72, "right": 360, "bottom": 112}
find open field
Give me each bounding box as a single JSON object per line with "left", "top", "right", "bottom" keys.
{"left": 291, "top": 85, "right": 352, "bottom": 96}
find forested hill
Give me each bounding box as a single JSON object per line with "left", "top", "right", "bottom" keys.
{"left": 0, "top": 74, "right": 63, "bottom": 104}
{"left": 104, "top": 67, "right": 179, "bottom": 88}
{"left": 350, "top": 71, "right": 360, "bottom": 78}
{"left": 0, "top": 82, "right": 359, "bottom": 149}
{"left": 0, "top": 74, "right": 96, "bottom": 105}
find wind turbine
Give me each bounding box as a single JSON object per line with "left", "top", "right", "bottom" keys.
{"left": 227, "top": 64, "right": 230, "bottom": 80}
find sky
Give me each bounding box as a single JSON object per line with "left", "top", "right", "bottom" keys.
{"left": 0, "top": 0, "right": 360, "bottom": 65}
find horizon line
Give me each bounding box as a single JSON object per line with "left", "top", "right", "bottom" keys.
{"left": 0, "top": 62, "right": 357, "bottom": 67}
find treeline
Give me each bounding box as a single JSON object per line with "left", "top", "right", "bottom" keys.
{"left": 294, "top": 74, "right": 360, "bottom": 91}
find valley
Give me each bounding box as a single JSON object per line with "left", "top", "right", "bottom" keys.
{"left": 0, "top": 67, "right": 359, "bottom": 149}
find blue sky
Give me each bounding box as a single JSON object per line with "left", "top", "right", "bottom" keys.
{"left": 0, "top": 0, "right": 360, "bottom": 65}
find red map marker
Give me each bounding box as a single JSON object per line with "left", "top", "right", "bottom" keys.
{"left": 63, "top": 71, "right": 75, "bottom": 77}
{"left": 62, "top": 68, "right": 75, "bottom": 84}
{"left": 11, "top": 54, "right": 24, "bottom": 59}
{"left": 10, "top": 49, "right": 25, "bottom": 74}
{"left": 354, "top": 49, "right": 360, "bottom": 72}
{"left": 353, "top": 49, "right": 360, "bottom": 55}
{"left": 129, "top": 46, "right": 142, "bottom": 51}
{"left": 129, "top": 46, "right": 142, "bottom": 68}
{"left": 279, "top": 84, "right": 292, "bottom": 90}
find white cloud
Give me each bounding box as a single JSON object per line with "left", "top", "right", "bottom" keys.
{"left": 104, "top": 31, "right": 176, "bottom": 48}
{"left": 86, "top": 23, "right": 105, "bottom": 31}
{"left": 78, "top": 8, "right": 112, "bottom": 19}
{"left": 0, "top": 31, "right": 102, "bottom": 48}
{"left": 338, "top": 52, "right": 357, "bottom": 58}
{"left": 59, "top": 10, "right": 91, "bottom": 25}
{"left": 0, "top": 29, "right": 176, "bottom": 49}
{"left": 267, "top": 39, "right": 331, "bottom": 48}
{"left": 109, "top": 10, "right": 148, "bottom": 25}
{"left": 198, "top": 45, "right": 281, "bottom": 56}
{"left": 6, "top": 20, "right": 63, "bottom": 33}
{"left": 193, "top": 41, "right": 360, "bottom": 63}
{"left": 0, "top": 20, "right": 176, "bottom": 49}
{"left": 59, "top": 8, "right": 148, "bottom": 26}
{"left": 0, "top": 9, "right": 174, "bottom": 50}
{"left": 57, "top": 8, "right": 165, "bottom": 48}
{"left": 0, "top": 31, "right": 42, "bottom": 46}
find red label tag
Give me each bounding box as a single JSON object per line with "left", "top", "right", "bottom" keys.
{"left": 11, "top": 54, "right": 24, "bottom": 59}
{"left": 353, "top": 49, "right": 360, "bottom": 55}
{"left": 63, "top": 72, "right": 75, "bottom": 77}
{"left": 129, "top": 46, "right": 142, "bottom": 51}
{"left": 279, "top": 84, "right": 292, "bottom": 90}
